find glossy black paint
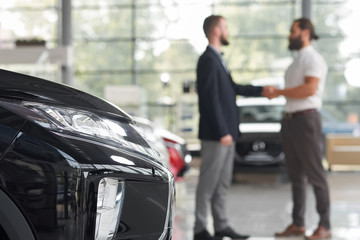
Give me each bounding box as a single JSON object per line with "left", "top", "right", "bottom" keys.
{"left": 0, "top": 69, "right": 174, "bottom": 240}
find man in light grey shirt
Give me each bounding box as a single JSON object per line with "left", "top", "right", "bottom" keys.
{"left": 266, "top": 18, "right": 331, "bottom": 240}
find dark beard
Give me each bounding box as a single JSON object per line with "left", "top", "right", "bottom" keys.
{"left": 288, "top": 35, "right": 303, "bottom": 50}
{"left": 221, "top": 36, "right": 229, "bottom": 46}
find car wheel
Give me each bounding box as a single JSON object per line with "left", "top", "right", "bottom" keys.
{"left": 0, "top": 189, "right": 35, "bottom": 240}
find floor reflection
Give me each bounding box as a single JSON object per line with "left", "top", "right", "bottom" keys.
{"left": 173, "top": 163, "right": 360, "bottom": 240}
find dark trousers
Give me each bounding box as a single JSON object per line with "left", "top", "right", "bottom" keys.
{"left": 280, "top": 110, "right": 330, "bottom": 229}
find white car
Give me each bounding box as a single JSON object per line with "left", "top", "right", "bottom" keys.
{"left": 235, "top": 96, "right": 360, "bottom": 167}
{"left": 235, "top": 97, "right": 286, "bottom": 166}
{"left": 133, "top": 116, "right": 192, "bottom": 180}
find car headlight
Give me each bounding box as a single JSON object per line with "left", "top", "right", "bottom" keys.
{"left": 95, "top": 178, "right": 125, "bottom": 240}
{"left": 24, "top": 102, "right": 137, "bottom": 145}
{"left": 0, "top": 100, "right": 160, "bottom": 161}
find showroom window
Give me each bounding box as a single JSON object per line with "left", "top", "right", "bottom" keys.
{"left": 0, "top": 0, "right": 58, "bottom": 80}
{"left": 0, "top": 0, "right": 359, "bottom": 138}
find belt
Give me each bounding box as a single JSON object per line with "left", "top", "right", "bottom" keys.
{"left": 283, "top": 109, "right": 317, "bottom": 119}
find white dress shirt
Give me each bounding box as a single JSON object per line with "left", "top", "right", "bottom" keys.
{"left": 284, "top": 45, "right": 328, "bottom": 113}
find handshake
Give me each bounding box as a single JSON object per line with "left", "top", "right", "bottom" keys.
{"left": 261, "top": 86, "right": 281, "bottom": 99}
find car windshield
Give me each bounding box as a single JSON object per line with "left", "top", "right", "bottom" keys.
{"left": 239, "top": 105, "right": 284, "bottom": 123}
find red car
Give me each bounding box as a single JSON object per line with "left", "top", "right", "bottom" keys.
{"left": 156, "top": 128, "right": 192, "bottom": 180}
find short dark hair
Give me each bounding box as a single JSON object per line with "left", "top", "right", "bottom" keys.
{"left": 294, "top": 17, "right": 319, "bottom": 40}
{"left": 203, "top": 15, "right": 223, "bottom": 38}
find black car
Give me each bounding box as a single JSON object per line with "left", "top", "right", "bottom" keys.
{"left": 0, "top": 69, "right": 175, "bottom": 240}
{"left": 235, "top": 97, "right": 285, "bottom": 167}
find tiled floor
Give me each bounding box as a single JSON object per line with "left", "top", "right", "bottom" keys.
{"left": 172, "top": 161, "right": 360, "bottom": 240}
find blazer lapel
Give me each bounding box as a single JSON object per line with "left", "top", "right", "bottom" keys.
{"left": 207, "top": 46, "right": 231, "bottom": 77}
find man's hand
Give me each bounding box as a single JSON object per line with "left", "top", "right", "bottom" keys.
{"left": 262, "top": 86, "right": 280, "bottom": 99}
{"left": 220, "top": 134, "right": 233, "bottom": 146}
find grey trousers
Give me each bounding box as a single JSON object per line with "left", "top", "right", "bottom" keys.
{"left": 280, "top": 111, "right": 331, "bottom": 229}
{"left": 194, "top": 140, "right": 234, "bottom": 233}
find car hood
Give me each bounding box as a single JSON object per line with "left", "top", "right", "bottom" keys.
{"left": 0, "top": 69, "right": 131, "bottom": 121}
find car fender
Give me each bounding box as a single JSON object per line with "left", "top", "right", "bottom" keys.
{"left": 0, "top": 189, "right": 35, "bottom": 240}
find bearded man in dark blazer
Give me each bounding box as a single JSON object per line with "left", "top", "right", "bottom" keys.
{"left": 194, "top": 15, "right": 268, "bottom": 240}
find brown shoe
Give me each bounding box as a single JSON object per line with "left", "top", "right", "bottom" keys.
{"left": 305, "top": 226, "right": 331, "bottom": 240}
{"left": 275, "top": 224, "right": 305, "bottom": 237}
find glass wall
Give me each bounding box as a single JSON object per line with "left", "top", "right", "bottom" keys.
{"left": 0, "top": 0, "right": 359, "bottom": 140}
{"left": 0, "top": 0, "right": 58, "bottom": 79}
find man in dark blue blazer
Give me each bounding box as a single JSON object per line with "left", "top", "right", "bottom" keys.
{"left": 194, "top": 15, "right": 266, "bottom": 240}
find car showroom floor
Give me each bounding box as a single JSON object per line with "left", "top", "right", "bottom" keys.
{"left": 172, "top": 158, "right": 360, "bottom": 240}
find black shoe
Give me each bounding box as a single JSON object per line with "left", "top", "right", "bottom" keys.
{"left": 215, "top": 226, "right": 249, "bottom": 239}
{"left": 194, "top": 230, "right": 216, "bottom": 240}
